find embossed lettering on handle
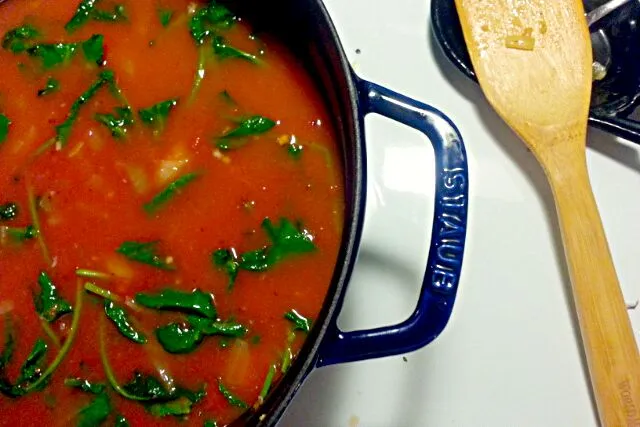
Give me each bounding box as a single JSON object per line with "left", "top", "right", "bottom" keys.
{"left": 317, "top": 78, "right": 469, "bottom": 366}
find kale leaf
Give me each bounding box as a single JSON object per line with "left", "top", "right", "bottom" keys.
{"left": 284, "top": 309, "right": 312, "bottom": 333}
{"left": 189, "top": 1, "right": 235, "bottom": 46}
{"left": 155, "top": 316, "right": 246, "bottom": 354}
{"left": 135, "top": 289, "right": 216, "bottom": 318}
{"left": 158, "top": 9, "right": 174, "bottom": 27}
{"left": 2, "top": 25, "right": 40, "bottom": 53}
{"left": 104, "top": 301, "right": 147, "bottom": 344}
{"left": 15, "top": 339, "right": 48, "bottom": 386}
{"left": 121, "top": 371, "right": 206, "bottom": 418}
{"left": 34, "top": 271, "right": 73, "bottom": 322}
{"left": 26, "top": 34, "right": 103, "bottom": 69}
{"left": 95, "top": 106, "right": 133, "bottom": 139}
{"left": 212, "top": 35, "right": 258, "bottom": 63}
{"left": 37, "top": 77, "right": 60, "bottom": 97}
{"left": 143, "top": 172, "right": 199, "bottom": 214}
{"left": 116, "top": 240, "right": 175, "bottom": 270}
{"left": 0, "top": 114, "right": 11, "bottom": 144}
{"left": 77, "top": 392, "right": 111, "bottom": 427}
{"left": 138, "top": 98, "right": 178, "bottom": 133}
{"left": 218, "top": 379, "right": 248, "bottom": 409}
{"left": 0, "top": 203, "right": 18, "bottom": 221}
{"left": 66, "top": 0, "right": 127, "bottom": 33}
{"left": 216, "top": 115, "right": 275, "bottom": 151}
{"left": 55, "top": 70, "right": 114, "bottom": 147}
{"left": 213, "top": 218, "right": 316, "bottom": 287}
{"left": 64, "top": 377, "right": 106, "bottom": 394}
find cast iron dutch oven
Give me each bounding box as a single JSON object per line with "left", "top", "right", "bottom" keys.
{"left": 227, "top": 0, "right": 470, "bottom": 425}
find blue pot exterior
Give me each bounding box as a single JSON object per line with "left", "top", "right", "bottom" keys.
{"left": 228, "top": 1, "right": 469, "bottom": 425}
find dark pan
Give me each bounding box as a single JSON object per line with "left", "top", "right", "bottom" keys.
{"left": 431, "top": 0, "right": 640, "bottom": 144}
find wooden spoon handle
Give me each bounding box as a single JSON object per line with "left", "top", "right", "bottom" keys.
{"left": 544, "top": 147, "right": 640, "bottom": 427}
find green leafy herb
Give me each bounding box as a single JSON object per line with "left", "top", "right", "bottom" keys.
{"left": 27, "top": 187, "right": 51, "bottom": 266}
{"left": 122, "top": 371, "right": 174, "bottom": 400}
{"left": 2, "top": 25, "right": 39, "bottom": 53}
{"left": 54, "top": 70, "right": 114, "bottom": 148}
{"left": 156, "top": 316, "right": 246, "bottom": 354}
{"left": 284, "top": 309, "right": 311, "bottom": 333}
{"left": 258, "top": 364, "right": 276, "bottom": 404}
{"left": 158, "top": 9, "right": 174, "bottom": 27}
{"left": 204, "top": 421, "right": 218, "bottom": 427}
{"left": 64, "top": 377, "right": 106, "bottom": 394}
{"left": 0, "top": 114, "right": 11, "bottom": 144}
{"left": 212, "top": 35, "right": 258, "bottom": 63}
{"left": 28, "top": 42, "right": 76, "bottom": 68}
{"left": 81, "top": 34, "right": 105, "bottom": 65}
{"left": 143, "top": 172, "right": 200, "bottom": 214}
{"left": 115, "top": 415, "right": 130, "bottom": 427}
{"left": 149, "top": 397, "right": 194, "bottom": 417}
{"left": 0, "top": 317, "right": 14, "bottom": 372}
{"left": 16, "top": 339, "right": 48, "bottom": 386}
{"left": 66, "top": 0, "right": 127, "bottom": 32}
{"left": 116, "top": 240, "right": 175, "bottom": 270}
{"left": 189, "top": 1, "right": 235, "bottom": 46}
{"left": 0, "top": 203, "right": 18, "bottom": 221}
{"left": 95, "top": 106, "right": 133, "bottom": 139}
{"left": 211, "top": 249, "right": 238, "bottom": 289}
{"left": 77, "top": 392, "right": 111, "bottom": 427}
{"left": 188, "top": 2, "right": 236, "bottom": 100}
{"left": 287, "top": 142, "right": 304, "bottom": 159}
{"left": 0, "top": 286, "right": 82, "bottom": 397}
{"left": 20, "top": 34, "right": 103, "bottom": 69}
{"left": 216, "top": 115, "right": 275, "bottom": 151}
{"left": 12, "top": 283, "right": 84, "bottom": 396}
{"left": 104, "top": 301, "right": 147, "bottom": 344}
{"left": 262, "top": 217, "right": 316, "bottom": 264}
{"left": 213, "top": 218, "right": 316, "bottom": 286}
{"left": 92, "top": 5, "right": 127, "bottom": 22}
{"left": 138, "top": 98, "right": 178, "bottom": 133}
{"left": 35, "top": 271, "right": 73, "bottom": 322}
{"left": 65, "top": 0, "right": 98, "bottom": 32}
{"left": 218, "top": 379, "right": 248, "bottom": 409}
{"left": 135, "top": 289, "right": 216, "bottom": 318}
{"left": 118, "top": 371, "right": 206, "bottom": 417}
{"left": 188, "top": 316, "right": 247, "bottom": 337}
{"left": 155, "top": 323, "right": 203, "bottom": 354}
{"left": 236, "top": 248, "right": 268, "bottom": 272}
{"left": 38, "top": 77, "right": 60, "bottom": 97}
{"left": 0, "top": 318, "right": 16, "bottom": 396}
{"left": 3, "top": 225, "right": 37, "bottom": 243}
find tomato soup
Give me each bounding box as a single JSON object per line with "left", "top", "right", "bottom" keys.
{"left": 0, "top": 1, "right": 344, "bottom": 425}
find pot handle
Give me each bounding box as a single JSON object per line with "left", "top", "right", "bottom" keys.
{"left": 317, "top": 78, "right": 469, "bottom": 366}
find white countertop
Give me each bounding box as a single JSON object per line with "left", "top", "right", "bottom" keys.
{"left": 278, "top": 1, "right": 640, "bottom": 426}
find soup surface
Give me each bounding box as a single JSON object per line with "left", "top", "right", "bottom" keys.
{"left": 0, "top": 1, "right": 344, "bottom": 425}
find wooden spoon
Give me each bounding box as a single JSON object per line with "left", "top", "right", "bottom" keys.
{"left": 453, "top": 1, "right": 640, "bottom": 425}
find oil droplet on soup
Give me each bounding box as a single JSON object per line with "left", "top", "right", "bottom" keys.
{"left": 0, "top": 1, "right": 344, "bottom": 426}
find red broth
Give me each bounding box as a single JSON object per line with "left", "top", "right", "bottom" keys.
{"left": 0, "top": 1, "right": 344, "bottom": 425}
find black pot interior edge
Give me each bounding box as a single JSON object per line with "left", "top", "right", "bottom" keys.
{"left": 226, "top": 0, "right": 364, "bottom": 425}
